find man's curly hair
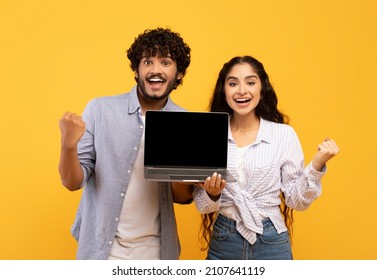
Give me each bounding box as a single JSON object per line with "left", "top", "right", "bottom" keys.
{"left": 127, "top": 27, "right": 191, "bottom": 88}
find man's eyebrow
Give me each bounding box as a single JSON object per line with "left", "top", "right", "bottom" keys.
{"left": 141, "top": 54, "right": 173, "bottom": 59}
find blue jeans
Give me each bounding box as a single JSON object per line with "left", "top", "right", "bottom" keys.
{"left": 207, "top": 214, "right": 293, "bottom": 260}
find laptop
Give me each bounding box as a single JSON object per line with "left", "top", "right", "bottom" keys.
{"left": 144, "top": 110, "right": 236, "bottom": 182}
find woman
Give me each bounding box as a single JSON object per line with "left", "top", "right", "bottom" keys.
{"left": 193, "top": 55, "right": 340, "bottom": 260}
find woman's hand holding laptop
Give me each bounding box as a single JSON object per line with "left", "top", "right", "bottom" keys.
{"left": 198, "top": 172, "right": 226, "bottom": 201}
{"left": 172, "top": 172, "right": 225, "bottom": 202}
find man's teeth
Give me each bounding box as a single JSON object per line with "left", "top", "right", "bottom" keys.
{"left": 149, "top": 78, "right": 163, "bottom": 82}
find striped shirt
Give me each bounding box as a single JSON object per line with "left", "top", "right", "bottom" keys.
{"left": 193, "top": 118, "right": 326, "bottom": 245}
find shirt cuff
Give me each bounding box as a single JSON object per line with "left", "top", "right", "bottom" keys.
{"left": 306, "top": 161, "right": 327, "bottom": 180}
{"left": 203, "top": 190, "right": 222, "bottom": 207}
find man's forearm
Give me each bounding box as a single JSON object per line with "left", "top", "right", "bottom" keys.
{"left": 58, "top": 147, "right": 84, "bottom": 191}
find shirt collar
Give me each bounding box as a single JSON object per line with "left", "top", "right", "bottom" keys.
{"left": 257, "top": 118, "right": 272, "bottom": 144}
{"left": 228, "top": 117, "right": 273, "bottom": 145}
{"left": 128, "top": 85, "right": 141, "bottom": 114}
{"left": 127, "top": 85, "right": 176, "bottom": 114}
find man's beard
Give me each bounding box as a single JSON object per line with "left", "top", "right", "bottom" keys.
{"left": 137, "top": 75, "right": 178, "bottom": 101}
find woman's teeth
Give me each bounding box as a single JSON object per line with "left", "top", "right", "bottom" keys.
{"left": 235, "top": 98, "right": 250, "bottom": 103}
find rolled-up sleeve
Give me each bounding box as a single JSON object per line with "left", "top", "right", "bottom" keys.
{"left": 281, "top": 127, "right": 326, "bottom": 210}
{"left": 78, "top": 99, "right": 97, "bottom": 188}
{"left": 193, "top": 186, "right": 221, "bottom": 214}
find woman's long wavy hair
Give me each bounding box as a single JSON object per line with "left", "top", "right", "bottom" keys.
{"left": 200, "top": 55, "right": 294, "bottom": 251}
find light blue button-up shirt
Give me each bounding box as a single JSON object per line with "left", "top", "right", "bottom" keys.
{"left": 71, "top": 85, "right": 185, "bottom": 259}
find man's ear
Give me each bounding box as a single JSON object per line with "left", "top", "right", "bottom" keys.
{"left": 177, "top": 72, "right": 183, "bottom": 80}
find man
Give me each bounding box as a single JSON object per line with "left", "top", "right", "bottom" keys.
{"left": 58, "top": 27, "right": 193, "bottom": 260}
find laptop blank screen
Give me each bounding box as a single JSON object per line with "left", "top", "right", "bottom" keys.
{"left": 144, "top": 111, "right": 229, "bottom": 168}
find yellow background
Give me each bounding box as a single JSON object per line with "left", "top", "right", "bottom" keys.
{"left": 1, "top": 0, "right": 376, "bottom": 260}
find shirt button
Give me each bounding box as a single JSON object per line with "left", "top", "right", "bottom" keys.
{"left": 140, "top": 125, "right": 143, "bottom": 129}
{"left": 115, "top": 217, "right": 119, "bottom": 221}
{"left": 108, "top": 241, "right": 113, "bottom": 245}
{"left": 120, "top": 193, "right": 125, "bottom": 197}
{"left": 134, "top": 147, "right": 138, "bottom": 151}
{"left": 127, "top": 170, "right": 131, "bottom": 174}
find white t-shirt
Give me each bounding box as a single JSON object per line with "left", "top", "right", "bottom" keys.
{"left": 220, "top": 144, "right": 250, "bottom": 220}
{"left": 108, "top": 115, "right": 160, "bottom": 260}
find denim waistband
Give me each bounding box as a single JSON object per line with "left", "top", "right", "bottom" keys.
{"left": 215, "top": 214, "right": 237, "bottom": 231}
{"left": 216, "top": 214, "right": 271, "bottom": 232}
